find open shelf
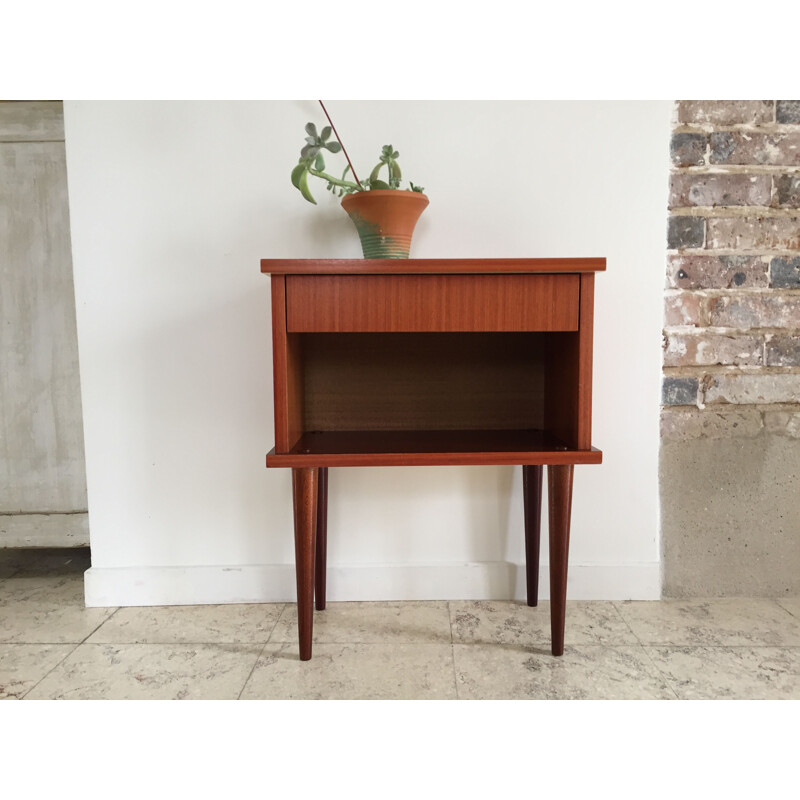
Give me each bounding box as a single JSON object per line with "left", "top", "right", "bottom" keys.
{"left": 299, "top": 331, "right": 559, "bottom": 429}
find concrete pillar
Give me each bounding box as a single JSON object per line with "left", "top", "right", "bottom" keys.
{"left": 0, "top": 101, "right": 88, "bottom": 546}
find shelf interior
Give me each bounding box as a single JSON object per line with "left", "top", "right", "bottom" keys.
{"left": 299, "top": 332, "right": 567, "bottom": 432}
{"left": 278, "top": 330, "right": 588, "bottom": 458}
{"left": 288, "top": 428, "right": 571, "bottom": 456}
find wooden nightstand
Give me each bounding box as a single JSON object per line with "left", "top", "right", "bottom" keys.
{"left": 262, "top": 258, "right": 605, "bottom": 660}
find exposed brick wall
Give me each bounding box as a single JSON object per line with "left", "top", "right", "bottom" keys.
{"left": 663, "top": 100, "right": 800, "bottom": 435}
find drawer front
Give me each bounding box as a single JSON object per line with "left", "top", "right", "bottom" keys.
{"left": 285, "top": 274, "right": 580, "bottom": 332}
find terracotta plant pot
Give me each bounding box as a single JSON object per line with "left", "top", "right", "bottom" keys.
{"left": 341, "top": 189, "right": 429, "bottom": 259}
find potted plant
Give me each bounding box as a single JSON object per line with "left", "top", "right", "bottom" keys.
{"left": 290, "top": 106, "right": 428, "bottom": 259}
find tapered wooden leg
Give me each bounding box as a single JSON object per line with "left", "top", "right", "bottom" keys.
{"left": 292, "top": 467, "right": 318, "bottom": 661}
{"left": 548, "top": 464, "right": 574, "bottom": 656}
{"left": 315, "top": 467, "right": 328, "bottom": 611}
{"left": 522, "top": 465, "right": 543, "bottom": 607}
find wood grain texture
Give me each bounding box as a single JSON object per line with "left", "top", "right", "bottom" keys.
{"left": 286, "top": 274, "right": 580, "bottom": 332}
{"left": 576, "top": 273, "right": 595, "bottom": 449}
{"left": 523, "top": 465, "right": 543, "bottom": 607}
{"left": 543, "top": 274, "right": 595, "bottom": 449}
{"left": 270, "top": 276, "right": 304, "bottom": 453}
{"left": 302, "top": 332, "right": 545, "bottom": 433}
{"left": 270, "top": 275, "right": 290, "bottom": 452}
{"left": 548, "top": 464, "right": 574, "bottom": 656}
{"left": 292, "top": 467, "right": 318, "bottom": 661}
{"left": 315, "top": 467, "right": 328, "bottom": 611}
{"left": 262, "top": 257, "right": 607, "bottom": 275}
{"left": 264, "top": 258, "right": 604, "bottom": 661}
{"left": 266, "top": 432, "right": 602, "bottom": 468}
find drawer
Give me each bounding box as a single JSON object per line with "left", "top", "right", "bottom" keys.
{"left": 285, "top": 274, "right": 580, "bottom": 332}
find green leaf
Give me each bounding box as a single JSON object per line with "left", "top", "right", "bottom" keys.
{"left": 370, "top": 179, "right": 390, "bottom": 190}
{"left": 305, "top": 122, "right": 318, "bottom": 138}
{"left": 326, "top": 141, "right": 342, "bottom": 153}
{"left": 297, "top": 168, "right": 317, "bottom": 204}
{"left": 321, "top": 126, "right": 332, "bottom": 142}
{"left": 291, "top": 162, "right": 307, "bottom": 190}
{"left": 314, "top": 152, "right": 325, "bottom": 171}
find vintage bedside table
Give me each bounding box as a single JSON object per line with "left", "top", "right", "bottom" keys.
{"left": 262, "top": 258, "right": 605, "bottom": 660}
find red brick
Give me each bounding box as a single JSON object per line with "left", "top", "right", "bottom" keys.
{"left": 776, "top": 101, "right": 800, "bottom": 124}
{"left": 677, "top": 101, "right": 774, "bottom": 126}
{"left": 774, "top": 174, "right": 800, "bottom": 208}
{"left": 710, "top": 131, "right": 800, "bottom": 166}
{"left": 667, "top": 255, "right": 768, "bottom": 289}
{"left": 771, "top": 257, "right": 800, "bottom": 287}
{"left": 664, "top": 292, "right": 706, "bottom": 326}
{"left": 663, "top": 332, "right": 762, "bottom": 366}
{"left": 670, "top": 133, "right": 707, "bottom": 167}
{"left": 708, "top": 294, "right": 800, "bottom": 328}
{"left": 669, "top": 174, "right": 771, "bottom": 208}
{"left": 765, "top": 335, "right": 800, "bottom": 366}
{"left": 705, "top": 373, "right": 800, "bottom": 404}
{"left": 706, "top": 217, "right": 800, "bottom": 250}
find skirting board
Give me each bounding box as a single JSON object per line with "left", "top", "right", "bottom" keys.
{"left": 84, "top": 561, "right": 661, "bottom": 607}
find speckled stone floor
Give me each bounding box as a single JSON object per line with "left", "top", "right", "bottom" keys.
{"left": 2, "top": 548, "right": 799, "bottom": 700}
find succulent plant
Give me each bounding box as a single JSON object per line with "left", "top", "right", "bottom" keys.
{"left": 291, "top": 121, "right": 424, "bottom": 204}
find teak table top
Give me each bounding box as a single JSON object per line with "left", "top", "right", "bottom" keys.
{"left": 261, "top": 257, "right": 607, "bottom": 275}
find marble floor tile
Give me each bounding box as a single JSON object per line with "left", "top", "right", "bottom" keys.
{"left": 776, "top": 597, "right": 800, "bottom": 620}
{"left": 24, "top": 643, "right": 263, "bottom": 700}
{"left": 87, "top": 603, "right": 285, "bottom": 645}
{"left": 449, "top": 600, "right": 638, "bottom": 648}
{"left": 241, "top": 642, "right": 457, "bottom": 700}
{"left": 646, "top": 646, "right": 800, "bottom": 700}
{"left": 0, "top": 644, "right": 76, "bottom": 700}
{"left": 453, "top": 643, "right": 677, "bottom": 700}
{"left": 0, "top": 575, "right": 116, "bottom": 644}
{"left": 270, "top": 601, "right": 453, "bottom": 644}
{"left": 614, "top": 598, "right": 800, "bottom": 647}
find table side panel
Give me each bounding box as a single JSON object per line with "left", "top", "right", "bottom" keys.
{"left": 543, "top": 273, "right": 595, "bottom": 450}
{"left": 270, "top": 275, "right": 304, "bottom": 453}
{"left": 577, "top": 272, "right": 595, "bottom": 449}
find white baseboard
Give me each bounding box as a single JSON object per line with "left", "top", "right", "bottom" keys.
{"left": 84, "top": 561, "right": 661, "bottom": 607}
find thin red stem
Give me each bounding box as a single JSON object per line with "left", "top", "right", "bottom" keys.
{"left": 318, "top": 100, "right": 363, "bottom": 190}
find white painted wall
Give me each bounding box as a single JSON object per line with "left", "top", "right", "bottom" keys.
{"left": 64, "top": 101, "right": 670, "bottom": 605}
